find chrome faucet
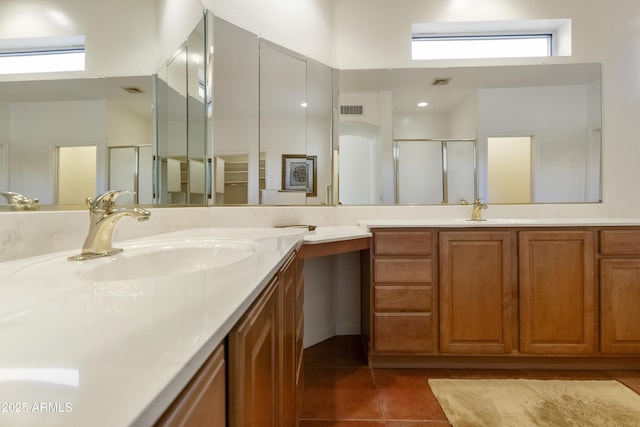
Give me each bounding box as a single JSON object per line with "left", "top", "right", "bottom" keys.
{"left": 470, "top": 198, "right": 488, "bottom": 221}
{"left": 0, "top": 192, "right": 39, "bottom": 211}
{"left": 68, "top": 190, "right": 150, "bottom": 261}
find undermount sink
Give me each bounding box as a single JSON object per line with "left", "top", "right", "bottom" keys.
{"left": 13, "top": 238, "right": 260, "bottom": 283}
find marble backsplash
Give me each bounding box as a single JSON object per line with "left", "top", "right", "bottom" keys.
{"left": 0, "top": 203, "right": 612, "bottom": 262}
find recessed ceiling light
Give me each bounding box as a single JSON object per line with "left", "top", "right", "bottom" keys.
{"left": 417, "top": 101, "right": 429, "bottom": 107}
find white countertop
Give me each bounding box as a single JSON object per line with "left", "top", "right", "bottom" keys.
{"left": 301, "top": 225, "right": 372, "bottom": 244}
{"left": 357, "top": 217, "right": 640, "bottom": 229}
{"left": 0, "top": 227, "right": 306, "bottom": 427}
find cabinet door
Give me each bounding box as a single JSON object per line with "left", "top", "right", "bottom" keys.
{"left": 519, "top": 231, "right": 595, "bottom": 354}
{"left": 439, "top": 231, "right": 513, "bottom": 354}
{"left": 229, "top": 277, "right": 280, "bottom": 427}
{"left": 601, "top": 259, "right": 640, "bottom": 354}
{"left": 280, "top": 256, "right": 296, "bottom": 427}
{"left": 294, "top": 257, "right": 304, "bottom": 426}
{"left": 155, "top": 344, "right": 226, "bottom": 427}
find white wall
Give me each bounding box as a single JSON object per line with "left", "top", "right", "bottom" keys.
{"left": 448, "top": 91, "right": 479, "bottom": 140}
{"left": 478, "top": 85, "right": 589, "bottom": 203}
{"left": 393, "top": 111, "right": 449, "bottom": 140}
{"left": 333, "top": 0, "right": 640, "bottom": 216}
{"left": 107, "top": 102, "right": 152, "bottom": 148}
{"left": 202, "top": 0, "right": 334, "bottom": 67}
{"left": 9, "top": 100, "right": 107, "bottom": 204}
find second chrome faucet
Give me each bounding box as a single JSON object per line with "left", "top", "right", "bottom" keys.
{"left": 68, "top": 190, "right": 150, "bottom": 261}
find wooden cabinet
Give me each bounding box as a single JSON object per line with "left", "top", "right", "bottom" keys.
{"left": 280, "top": 255, "right": 297, "bottom": 427}
{"left": 228, "top": 251, "right": 303, "bottom": 427}
{"left": 369, "top": 226, "right": 640, "bottom": 366}
{"left": 294, "top": 256, "right": 305, "bottom": 425}
{"left": 155, "top": 344, "right": 226, "bottom": 427}
{"left": 439, "top": 231, "right": 514, "bottom": 354}
{"left": 370, "top": 229, "right": 436, "bottom": 355}
{"left": 156, "top": 250, "right": 302, "bottom": 427}
{"left": 228, "top": 276, "right": 280, "bottom": 426}
{"left": 599, "top": 230, "right": 640, "bottom": 354}
{"left": 519, "top": 231, "right": 595, "bottom": 354}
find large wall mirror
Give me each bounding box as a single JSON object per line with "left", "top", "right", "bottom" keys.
{"left": 211, "top": 17, "right": 333, "bottom": 206}
{"left": 0, "top": 75, "right": 154, "bottom": 210}
{"left": 0, "top": 3, "right": 602, "bottom": 210}
{"left": 337, "top": 63, "right": 602, "bottom": 205}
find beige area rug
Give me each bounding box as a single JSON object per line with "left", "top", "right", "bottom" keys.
{"left": 429, "top": 378, "right": 640, "bottom": 427}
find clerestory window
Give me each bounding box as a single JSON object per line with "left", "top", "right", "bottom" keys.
{"left": 412, "top": 19, "right": 571, "bottom": 60}
{"left": 0, "top": 35, "right": 85, "bottom": 75}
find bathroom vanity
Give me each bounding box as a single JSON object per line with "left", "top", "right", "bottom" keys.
{"left": 155, "top": 248, "right": 304, "bottom": 426}
{"left": 361, "top": 219, "right": 640, "bottom": 369}
{"left": 0, "top": 228, "right": 308, "bottom": 427}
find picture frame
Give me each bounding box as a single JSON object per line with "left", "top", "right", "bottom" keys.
{"left": 282, "top": 154, "right": 317, "bottom": 197}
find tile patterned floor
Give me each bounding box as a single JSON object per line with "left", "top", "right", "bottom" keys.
{"left": 300, "top": 335, "right": 640, "bottom": 426}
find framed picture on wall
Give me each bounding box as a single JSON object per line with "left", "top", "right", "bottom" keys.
{"left": 282, "top": 154, "right": 317, "bottom": 197}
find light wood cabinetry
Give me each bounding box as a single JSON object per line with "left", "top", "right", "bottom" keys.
{"left": 155, "top": 343, "right": 226, "bottom": 427}
{"left": 155, "top": 250, "right": 303, "bottom": 426}
{"left": 599, "top": 230, "right": 640, "bottom": 354}
{"left": 228, "top": 276, "right": 280, "bottom": 426}
{"left": 519, "top": 231, "right": 596, "bottom": 354}
{"left": 370, "top": 229, "right": 436, "bottom": 355}
{"left": 280, "top": 255, "right": 297, "bottom": 427}
{"left": 228, "top": 251, "right": 303, "bottom": 427}
{"left": 369, "top": 226, "right": 640, "bottom": 368}
{"left": 294, "top": 256, "right": 305, "bottom": 424}
{"left": 439, "top": 231, "right": 514, "bottom": 354}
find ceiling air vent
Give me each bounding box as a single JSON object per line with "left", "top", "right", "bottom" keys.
{"left": 431, "top": 78, "right": 452, "bottom": 86}
{"left": 122, "top": 86, "right": 145, "bottom": 94}
{"left": 340, "top": 104, "right": 364, "bottom": 115}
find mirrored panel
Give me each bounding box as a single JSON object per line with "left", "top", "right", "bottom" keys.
{"left": 0, "top": 76, "right": 153, "bottom": 210}
{"left": 259, "top": 41, "right": 307, "bottom": 205}
{"left": 155, "top": 14, "right": 209, "bottom": 206}
{"left": 211, "top": 17, "right": 334, "bottom": 206}
{"left": 338, "top": 63, "right": 602, "bottom": 205}
{"left": 306, "top": 59, "right": 334, "bottom": 205}
{"left": 212, "top": 17, "right": 260, "bottom": 205}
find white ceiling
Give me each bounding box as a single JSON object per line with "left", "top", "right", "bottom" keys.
{"left": 339, "top": 63, "right": 601, "bottom": 114}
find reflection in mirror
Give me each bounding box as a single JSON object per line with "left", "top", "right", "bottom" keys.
{"left": 155, "top": 13, "right": 209, "bottom": 206}
{"left": 58, "top": 146, "right": 97, "bottom": 205}
{"left": 212, "top": 17, "right": 260, "bottom": 205}
{"left": 0, "top": 76, "right": 153, "bottom": 210}
{"left": 306, "top": 59, "right": 334, "bottom": 205}
{"left": 338, "top": 63, "right": 602, "bottom": 205}
{"left": 108, "top": 145, "right": 153, "bottom": 205}
{"left": 259, "top": 41, "right": 307, "bottom": 205}
{"left": 487, "top": 136, "right": 531, "bottom": 203}
{"left": 393, "top": 139, "right": 476, "bottom": 204}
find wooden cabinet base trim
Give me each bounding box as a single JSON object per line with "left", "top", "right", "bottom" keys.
{"left": 368, "top": 354, "right": 640, "bottom": 370}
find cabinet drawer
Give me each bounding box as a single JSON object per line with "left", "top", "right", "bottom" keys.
{"left": 374, "top": 230, "right": 432, "bottom": 256}
{"left": 374, "top": 286, "right": 432, "bottom": 312}
{"left": 600, "top": 230, "right": 640, "bottom": 255}
{"left": 374, "top": 313, "right": 432, "bottom": 353}
{"left": 374, "top": 259, "right": 432, "bottom": 283}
